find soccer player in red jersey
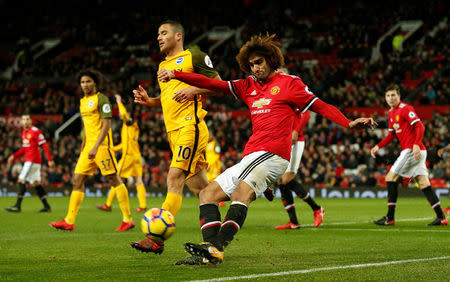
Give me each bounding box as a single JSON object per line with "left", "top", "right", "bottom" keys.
{"left": 156, "top": 34, "right": 376, "bottom": 265}
{"left": 5, "top": 114, "right": 54, "bottom": 212}
{"left": 371, "top": 84, "right": 447, "bottom": 226}
{"left": 271, "top": 109, "right": 325, "bottom": 229}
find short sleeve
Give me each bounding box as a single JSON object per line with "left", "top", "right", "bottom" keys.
{"left": 98, "top": 93, "right": 113, "bottom": 119}
{"left": 191, "top": 49, "right": 219, "bottom": 79}
{"left": 404, "top": 106, "right": 421, "bottom": 126}
{"left": 288, "top": 78, "right": 317, "bottom": 112}
{"left": 37, "top": 129, "right": 46, "bottom": 145}
{"left": 229, "top": 78, "right": 249, "bottom": 100}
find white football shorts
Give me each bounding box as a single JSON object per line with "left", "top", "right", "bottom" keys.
{"left": 214, "top": 151, "right": 289, "bottom": 197}
{"left": 285, "top": 141, "right": 305, "bottom": 173}
{"left": 390, "top": 149, "right": 428, "bottom": 178}
{"left": 18, "top": 162, "right": 42, "bottom": 183}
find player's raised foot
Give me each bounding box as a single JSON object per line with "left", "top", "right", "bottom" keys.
{"left": 96, "top": 204, "right": 112, "bottom": 211}
{"left": 114, "top": 221, "right": 135, "bottom": 231}
{"left": 373, "top": 216, "right": 395, "bottom": 226}
{"left": 313, "top": 207, "right": 325, "bottom": 227}
{"left": 175, "top": 255, "right": 210, "bottom": 265}
{"left": 5, "top": 206, "right": 21, "bottom": 212}
{"left": 130, "top": 238, "right": 164, "bottom": 254}
{"left": 184, "top": 242, "right": 224, "bottom": 265}
{"left": 133, "top": 207, "right": 146, "bottom": 213}
{"left": 443, "top": 207, "right": 450, "bottom": 215}
{"left": 38, "top": 207, "right": 51, "bottom": 213}
{"left": 50, "top": 219, "right": 74, "bottom": 231}
{"left": 427, "top": 217, "right": 448, "bottom": 226}
{"left": 263, "top": 188, "right": 274, "bottom": 201}
{"left": 275, "top": 222, "right": 300, "bottom": 230}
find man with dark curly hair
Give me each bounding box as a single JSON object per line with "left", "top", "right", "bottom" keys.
{"left": 50, "top": 69, "right": 134, "bottom": 232}
{"left": 156, "top": 34, "right": 376, "bottom": 265}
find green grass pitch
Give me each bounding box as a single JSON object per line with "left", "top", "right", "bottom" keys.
{"left": 0, "top": 196, "right": 448, "bottom": 281}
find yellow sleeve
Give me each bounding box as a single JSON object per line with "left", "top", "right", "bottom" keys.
{"left": 112, "top": 143, "right": 123, "bottom": 152}
{"left": 117, "top": 102, "right": 130, "bottom": 122}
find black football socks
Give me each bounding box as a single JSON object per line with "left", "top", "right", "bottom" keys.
{"left": 215, "top": 202, "right": 248, "bottom": 250}
{"left": 199, "top": 204, "right": 221, "bottom": 243}
{"left": 386, "top": 181, "right": 398, "bottom": 220}
{"left": 422, "top": 186, "right": 444, "bottom": 218}
{"left": 280, "top": 184, "right": 299, "bottom": 224}
{"left": 288, "top": 180, "right": 320, "bottom": 211}
{"left": 35, "top": 185, "right": 51, "bottom": 209}
{"left": 14, "top": 182, "right": 27, "bottom": 208}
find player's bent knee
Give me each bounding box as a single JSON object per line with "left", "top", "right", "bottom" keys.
{"left": 105, "top": 174, "right": 122, "bottom": 186}
{"left": 385, "top": 172, "right": 399, "bottom": 182}
{"left": 72, "top": 174, "right": 88, "bottom": 191}
{"left": 199, "top": 182, "right": 225, "bottom": 204}
{"left": 167, "top": 168, "right": 187, "bottom": 183}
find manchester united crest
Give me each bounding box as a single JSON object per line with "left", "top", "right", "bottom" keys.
{"left": 270, "top": 86, "right": 280, "bottom": 95}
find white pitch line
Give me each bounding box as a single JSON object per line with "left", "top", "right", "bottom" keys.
{"left": 324, "top": 228, "right": 450, "bottom": 233}
{"left": 299, "top": 216, "right": 433, "bottom": 227}
{"left": 189, "top": 256, "right": 450, "bottom": 282}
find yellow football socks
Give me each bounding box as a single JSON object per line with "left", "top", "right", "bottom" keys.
{"left": 105, "top": 188, "right": 116, "bottom": 207}
{"left": 113, "top": 184, "right": 132, "bottom": 223}
{"left": 161, "top": 192, "right": 182, "bottom": 216}
{"left": 136, "top": 184, "right": 147, "bottom": 209}
{"left": 64, "top": 190, "right": 85, "bottom": 225}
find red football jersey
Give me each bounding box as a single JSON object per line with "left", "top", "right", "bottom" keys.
{"left": 387, "top": 102, "right": 425, "bottom": 150}
{"left": 294, "top": 110, "right": 311, "bottom": 141}
{"left": 13, "top": 126, "right": 48, "bottom": 164}
{"left": 229, "top": 73, "right": 317, "bottom": 160}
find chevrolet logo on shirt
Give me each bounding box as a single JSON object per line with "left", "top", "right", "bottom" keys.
{"left": 252, "top": 98, "right": 272, "bottom": 109}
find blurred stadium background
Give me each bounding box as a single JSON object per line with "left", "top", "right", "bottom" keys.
{"left": 0, "top": 0, "right": 448, "bottom": 199}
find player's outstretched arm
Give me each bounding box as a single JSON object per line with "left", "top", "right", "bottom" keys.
{"left": 348, "top": 117, "right": 378, "bottom": 130}
{"left": 158, "top": 69, "right": 231, "bottom": 103}
{"left": 310, "top": 99, "right": 377, "bottom": 129}
{"left": 133, "top": 85, "right": 161, "bottom": 108}
{"left": 171, "top": 74, "right": 222, "bottom": 103}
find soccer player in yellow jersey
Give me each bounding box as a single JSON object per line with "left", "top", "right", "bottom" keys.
{"left": 206, "top": 129, "right": 221, "bottom": 183}
{"left": 206, "top": 129, "right": 226, "bottom": 208}
{"left": 132, "top": 20, "right": 220, "bottom": 254}
{"left": 50, "top": 70, "right": 134, "bottom": 232}
{"left": 97, "top": 94, "right": 147, "bottom": 212}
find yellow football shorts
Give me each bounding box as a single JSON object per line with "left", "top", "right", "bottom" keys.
{"left": 74, "top": 144, "right": 119, "bottom": 176}
{"left": 168, "top": 121, "right": 208, "bottom": 180}
{"left": 117, "top": 154, "right": 143, "bottom": 178}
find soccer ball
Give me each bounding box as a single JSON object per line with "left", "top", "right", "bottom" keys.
{"left": 141, "top": 208, "right": 176, "bottom": 242}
